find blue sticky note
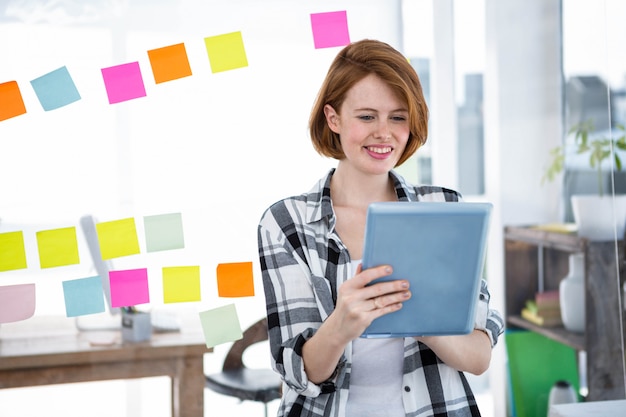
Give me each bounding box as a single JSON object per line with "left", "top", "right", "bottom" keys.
{"left": 30, "top": 66, "right": 81, "bottom": 111}
{"left": 62, "top": 276, "right": 106, "bottom": 317}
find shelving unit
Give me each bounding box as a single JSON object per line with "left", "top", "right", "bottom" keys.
{"left": 504, "top": 225, "right": 626, "bottom": 401}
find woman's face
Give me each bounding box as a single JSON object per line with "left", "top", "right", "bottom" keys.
{"left": 324, "top": 74, "right": 410, "bottom": 176}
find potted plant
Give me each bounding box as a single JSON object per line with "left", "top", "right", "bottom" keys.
{"left": 542, "top": 119, "right": 626, "bottom": 240}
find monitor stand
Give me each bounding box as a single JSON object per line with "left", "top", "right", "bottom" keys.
{"left": 74, "top": 309, "right": 182, "bottom": 333}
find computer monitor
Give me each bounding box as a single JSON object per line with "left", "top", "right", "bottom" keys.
{"left": 76, "top": 215, "right": 182, "bottom": 333}
{"left": 75, "top": 214, "right": 121, "bottom": 330}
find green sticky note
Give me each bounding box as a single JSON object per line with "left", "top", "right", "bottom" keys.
{"left": 162, "top": 265, "right": 201, "bottom": 303}
{"left": 0, "top": 231, "right": 27, "bottom": 272}
{"left": 37, "top": 226, "right": 80, "bottom": 268}
{"left": 204, "top": 31, "right": 249, "bottom": 73}
{"left": 144, "top": 213, "right": 185, "bottom": 252}
{"left": 95, "top": 218, "right": 141, "bottom": 260}
{"left": 199, "top": 304, "right": 243, "bottom": 348}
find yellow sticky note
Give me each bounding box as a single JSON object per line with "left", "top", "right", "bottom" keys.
{"left": 199, "top": 304, "right": 243, "bottom": 348}
{"left": 162, "top": 266, "right": 201, "bottom": 303}
{"left": 0, "top": 231, "right": 27, "bottom": 272}
{"left": 95, "top": 218, "right": 141, "bottom": 260}
{"left": 204, "top": 31, "right": 249, "bottom": 73}
{"left": 36, "top": 227, "right": 80, "bottom": 268}
{"left": 216, "top": 262, "right": 254, "bottom": 297}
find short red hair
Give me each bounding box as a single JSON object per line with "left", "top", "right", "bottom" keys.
{"left": 309, "top": 39, "right": 428, "bottom": 166}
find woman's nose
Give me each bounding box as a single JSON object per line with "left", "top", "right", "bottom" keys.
{"left": 375, "top": 120, "right": 391, "bottom": 140}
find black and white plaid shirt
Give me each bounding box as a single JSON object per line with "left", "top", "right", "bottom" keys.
{"left": 258, "top": 169, "right": 504, "bottom": 417}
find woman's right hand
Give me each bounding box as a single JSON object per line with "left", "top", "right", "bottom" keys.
{"left": 332, "top": 264, "right": 411, "bottom": 343}
{"left": 302, "top": 264, "right": 410, "bottom": 384}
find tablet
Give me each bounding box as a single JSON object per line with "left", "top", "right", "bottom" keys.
{"left": 360, "top": 201, "right": 492, "bottom": 338}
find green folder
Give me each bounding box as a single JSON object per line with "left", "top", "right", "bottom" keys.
{"left": 506, "top": 330, "right": 580, "bottom": 417}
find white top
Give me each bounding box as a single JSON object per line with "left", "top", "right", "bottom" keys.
{"left": 346, "top": 260, "right": 405, "bottom": 417}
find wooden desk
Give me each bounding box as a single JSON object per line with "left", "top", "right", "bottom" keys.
{"left": 0, "top": 323, "right": 210, "bottom": 417}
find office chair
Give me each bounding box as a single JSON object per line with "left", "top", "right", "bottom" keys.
{"left": 205, "top": 317, "right": 282, "bottom": 417}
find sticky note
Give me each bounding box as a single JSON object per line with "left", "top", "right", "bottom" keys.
{"left": 204, "top": 31, "right": 249, "bottom": 73}
{"left": 62, "top": 276, "right": 106, "bottom": 317}
{"left": 199, "top": 304, "right": 243, "bottom": 348}
{"left": 216, "top": 262, "right": 254, "bottom": 297}
{"left": 147, "top": 43, "right": 192, "bottom": 84}
{"left": 0, "top": 231, "right": 27, "bottom": 272}
{"left": 0, "top": 81, "right": 26, "bottom": 122}
{"left": 144, "top": 212, "right": 185, "bottom": 252}
{"left": 101, "top": 62, "right": 147, "bottom": 104}
{"left": 162, "top": 266, "right": 201, "bottom": 303}
{"left": 310, "top": 11, "right": 351, "bottom": 49}
{"left": 36, "top": 226, "right": 80, "bottom": 268}
{"left": 95, "top": 218, "right": 141, "bottom": 260}
{"left": 30, "top": 66, "right": 81, "bottom": 111}
{"left": 0, "top": 284, "right": 36, "bottom": 323}
{"left": 109, "top": 268, "right": 150, "bottom": 307}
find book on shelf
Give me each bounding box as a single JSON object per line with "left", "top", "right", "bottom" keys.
{"left": 534, "top": 290, "right": 561, "bottom": 310}
{"left": 526, "top": 300, "right": 561, "bottom": 316}
{"left": 521, "top": 292, "right": 563, "bottom": 327}
{"left": 529, "top": 223, "right": 577, "bottom": 234}
{"left": 521, "top": 307, "right": 563, "bottom": 327}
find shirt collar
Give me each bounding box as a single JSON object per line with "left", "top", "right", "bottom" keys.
{"left": 304, "top": 168, "right": 416, "bottom": 225}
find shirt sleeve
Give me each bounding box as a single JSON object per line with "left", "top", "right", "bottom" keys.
{"left": 257, "top": 203, "right": 333, "bottom": 398}
{"left": 473, "top": 278, "right": 505, "bottom": 347}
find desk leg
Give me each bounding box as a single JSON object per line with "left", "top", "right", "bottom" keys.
{"left": 172, "top": 356, "right": 204, "bottom": 417}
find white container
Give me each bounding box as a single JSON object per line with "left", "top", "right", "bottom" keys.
{"left": 571, "top": 194, "right": 626, "bottom": 241}
{"left": 560, "top": 253, "right": 585, "bottom": 333}
{"left": 548, "top": 380, "right": 578, "bottom": 409}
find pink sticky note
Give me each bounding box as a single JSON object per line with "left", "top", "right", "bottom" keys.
{"left": 109, "top": 268, "right": 150, "bottom": 307}
{"left": 0, "top": 284, "right": 36, "bottom": 323}
{"left": 101, "top": 62, "right": 147, "bottom": 104}
{"left": 310, "top": 11, "right": 351, "bottom": 49}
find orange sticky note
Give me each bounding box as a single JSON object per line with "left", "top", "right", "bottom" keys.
{"left": 216, "top": 262, "right": 254, "bottom": 297}
{"left": 147, "top": 43, "right": 192, "bottom": 84}
{"left": 0, "top": 231, "right": 27, "bottom": 272}
{"left": 0, "top": 81, "right": 27, "bottom": 122}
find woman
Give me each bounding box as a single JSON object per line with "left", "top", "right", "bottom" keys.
{"left": 257, "top": 39, "right": 504, "bottom": 417}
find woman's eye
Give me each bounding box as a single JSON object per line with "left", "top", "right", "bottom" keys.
{"left": 358, "top": 115, "right": 375, "bottom": 121}
{"left": 391, "top": 115, "right": 407, "bottom": 122}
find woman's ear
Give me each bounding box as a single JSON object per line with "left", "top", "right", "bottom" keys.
{"left": 323, "top": 104, "right": 341, "bottom": 134}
